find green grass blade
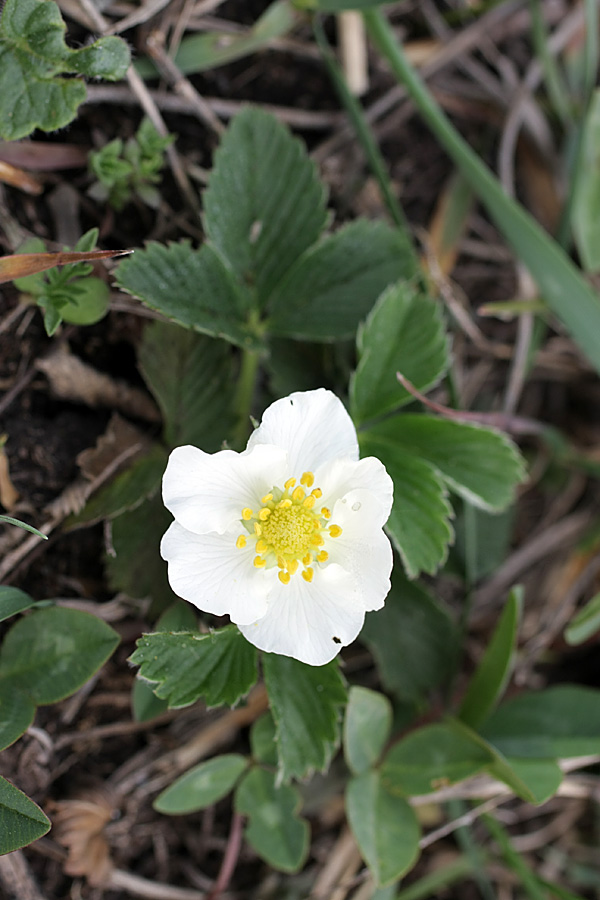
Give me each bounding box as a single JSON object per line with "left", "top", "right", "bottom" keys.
{"left": 363, "top": 9, "right": 600, "bottom": 375}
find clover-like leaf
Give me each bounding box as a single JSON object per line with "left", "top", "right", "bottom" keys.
{"left": 344, "top": 687, "right": 392, "bottom": 775}
{"left": 0, "top": 777, "right": 50, "bottom": 855}
{"left": 154, "top": 755, "right": 248, "bottom": 815}
{"left": 0, "top": 0, "right": 130, "bottom": 140}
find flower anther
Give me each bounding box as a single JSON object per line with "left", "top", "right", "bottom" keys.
{"left": 161, "top": 388, "right": 394, "bottom": 666}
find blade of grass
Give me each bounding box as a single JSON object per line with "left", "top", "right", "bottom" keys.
{"left": 482, "top": 814, "right": 549, "bottom": 900}
{"left": 394, "top": 854, "right": 475, "bottom": 900}
{"left": 363, "top": 9, "right": 600, "bottom": 375}
{"left": 530, "top": 0, "right": 572, "bottom": 126}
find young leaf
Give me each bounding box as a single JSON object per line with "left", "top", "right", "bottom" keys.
{"left": 154, "top": 755, "right": 248, "bottom": 815}
{"left": 346, "top": 771, "right": 420, "bottom": 886}
{"left": 565, "top": 591, "right": 600, "bottom": 646}
{"left": 114, "top": 242, "right": 258, "bottom": 349}
{"left": 0, "top": 685, "right": 36, "bottom": 752}
{"left": 0, "top": 777, "right": 50, "bottom": 854}
{"left": 203, "top": 106, "right": 327, "bottom": 306}
{"left": 262, "top": 654, "right": 347, "bottom": 782}
{"left": 380, "top": 720, "right": 494, "bottom": 796}
{"left": 0, "top": 607, "right": 119, "bottom": 705}
{"left": 351, "top": 281, "right": 449, "bottom": 424}
{"left": 480, "top": 685, "right": 600, "bottom": 758}
{"left": 358, "top": 436, "right": 453, "bottom": 578}
{"left": 0, "top": 0, "right": 130, "bottom": 141}
{"left": 235, "top": 767, "right": 309, "bottom": 873}
{"left": 0, "top": 516, "right": 47, "bottom": 539}
{"left": 267, "top": 220, "right": 414, "bottom": 341}
{"left": 130, "top": 626, "right": 258, "bottom": 708}
{"left": 363, "top": 414, "right": 526, "bottom": 512}
{"left": 458, "top": 587, "right": 522, "bottom": 729}
{"left": 0, "top": 586, "right": 36, "bottom": 622}
{"left": 344, "top": 686, "right": 392, "bottom": 775}
{"left": 361, "top": 573, "right": 458, "bottom": 706}
{"left": 138, "top": 321, "right": 235, "bottom": 450}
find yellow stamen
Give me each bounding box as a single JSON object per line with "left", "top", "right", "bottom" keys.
{"left": 258, "top": 508, "right": 272, "bottom": 520}
{"left": 329, "top": 525, "right": 343, "bottom": 538}
{"left": 287, "top": 559, "right": 299, "bottom": 575}
{"left": 236, "top": 535, "right": 247, "bottom": 549}
{"left": 279, "top": 570, "right": 291, "bottom": 585}
{"left": 316, "top": 550, "right": 328, "bottom": 563}
{"left": 277, "top": 556, "right": 286, "bottom": 569}
{"left": 254, "top": 522, "right": 262, "bottom": 535}
{"left": 284, "top": 477, "right": 296, "bottom": 489}
{"left": 302, "top": 553, "right": 313, "bottom": 566}
{"left": 303, "top": 495, "right": 316, "bottom": 508}
{"left": 256, "top": 539, "right": 268, "bottom": 553}
{"left": 261, "top": 493, "right": 273, "bottom": 504}
{"left": 292, "top": 486, "right": 305, "bottom": 502}
{"left": 311, "top": 488, "right": 322, "bottom": 499}
{"left": 278, "top": 498, "right": 292, "bottom": 509}
{"left": 253, "top": 556, "right": 266, "bottom": 568}
{"left": 311, "top": 534, "right": 324, "bottom": 547}
{"left": 242, "top": 507, "right": 253, "bottom": 520}
{"left": 302, "top": 568, "right": 314, "bottom": 582}
{"left": 300, "top": 471, "right": 314, "bottom": 487}
{"left": 321, "top": 507, "right": 331, "bottom": 519}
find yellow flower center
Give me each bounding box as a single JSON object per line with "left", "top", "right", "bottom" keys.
{"left": 236, "top": 471, "right": 342, "bottom": 585}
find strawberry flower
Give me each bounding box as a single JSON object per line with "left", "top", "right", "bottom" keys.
{"left": 161, "top": 389, "right": 393, "bottom": 666}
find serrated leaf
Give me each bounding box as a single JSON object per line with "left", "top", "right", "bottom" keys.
{"left": 263, "top": 654, "right": 347, "bottom": 782}
{"left": 0, "top": 684, "right": 35, "bottom": 752}
{"left": 130, "top": 626, "right": 258, "bottom": 708}
{"left": 138, "top": 321, "right": 235, "bottom": 450}
{"left": 480, "top": 685, "right": 600, "bottom": 758}
{"left": 346, "top": 771, "right": 420, "bottom": 886}
{"left": 0, "top": 586, "right": 36, "bottom": 622}
{"left": 154, "top": 754, "right": 248, "bottom": 814}
{"left": 361, "top": 572, "right": 458, "bottom": 705}
{"left": 351, "top": 281, "right": 449, "bottom": 424}
{"left": 458, "top": 587, "right": 522, "bottom": 729}
{"left": 66, "top": 445, "right": 166, "bottom": 529}
{"left": 267, "top": 221, "right": 414, "bottom": 341}
{"left": 359, "top": 436, "right": 453, "bottom": 578}
{"left": 0, "top": 607, "right": 119, "bottom": 706}
{"left": 203, "top": 107, "right": 327, "bottom": 305}
{"left": 572, "top": 89, "right": 600, "bottom": 273}
{"left": 0, "top": 0, "right": 129, "bottom": 141}
{"left": 565, "top": 592, "right": 600, "bottom": 645}
{"left": 380, "top": 720, "right": 494, "bottom": 796}
{"left": 344, "top": 686, "right": 392, "bottom": 775}
{"left": 363, "top": 414, "right": 525, "bottom": 512}
{"left": 235, "top": 767, "right": 309, "bottom": 873}
{"left": 114, "top": 242, "right": 258, "bottom": 349}
{"left": 0, "top": 776, "right": 50, "bottom": 854}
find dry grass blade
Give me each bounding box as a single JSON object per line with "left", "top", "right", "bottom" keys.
{"left": 0, "top": 248, "right": 132, "bottom": 283}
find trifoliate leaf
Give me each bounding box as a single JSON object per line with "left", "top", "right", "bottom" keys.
{"left": 154, "top": 755, "right": 248, "bottom": 814}
{"left": 0, "top": 0, "right": 130, "bottom": 140}
{"left": 203, "top": 106, "right": 327, "bottom": 306}
{"left": 351, "top": 281, "right": 449, "bottom": 424}
{"left": 235, "top": 767, "right": 309, "bottom": 872}
{"left": 130, "top": 627, "right": 258, "bottom": 708}
{"left": 0, "top": 777, "right": 50, "bottom": 855}
{"left": 0, "top": 586, "right": 36, "bottom": 623}
{"left": 267, "top": 221, "right": 414, "bottom": 341}
{"left": 344, "top": 687, "right": 392, "bottom": 775}
{"left": 263, "top": 654, "right": 347, "bottom": 782}
{"left": 0, "top": 685, "right": 35, "bottom": 752}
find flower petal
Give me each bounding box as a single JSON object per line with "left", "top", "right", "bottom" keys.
{"left": 161, "top": 521, "right": 273, "bottom": 624}
{"left": 247, "top": 389, "right": 358, "bottom": 474}
{"left": 163, "top": 443, "right": 288, "bottom": 534}
{"left": 317, "top": 456, "right": 393, "bottom": 528}
{"left": 237, "top": 563, "right": 366, "bottom": 665}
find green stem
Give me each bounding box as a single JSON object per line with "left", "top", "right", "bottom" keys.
{"left": 232, "top": 342, "right": 261, "bottom": 448}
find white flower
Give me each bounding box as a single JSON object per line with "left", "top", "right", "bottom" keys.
{"left": 161, "top": 389, "right": 394, "bottom": 666}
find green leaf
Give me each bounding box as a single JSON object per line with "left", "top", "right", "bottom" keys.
{"left": 480, "top": 685, "right": 600, "bottom": 758}
{"left": 363, "top": 414, "right": 526, "bottom": 512}
{"left": 359, "top": 436, "right": 453, "bottom": 577}
{"left": 114, "top": 242, "right": 258, "bottom": 349}
{"left": 263, "top": 654, "right": 347, "bottom": 782}
{"left": 344, "top": 686, "right": 392, "bottom": 775}
{"left": 0, "top": 516, "right": 47, "bottom": 539}
{"left": 572, "top": 89, "right": 600, "bottom": 272}
{"left": 488, "top": 756, "right": 563, "bottom": 805}
{"left": 458, "top": 587, "right": 522, "bottom": 729}
{"left": 59, "top": 277, "right": 110, "bottom": 326}
{"left": 130, "top": 626, "right": 258, "bottom": 708}
{"left": 154, "top": 754, "right": 248, "bottom": 814}
{"left": 0, "top": 586, "right": 36, "bottom": 622}
{"left": 235, "top": 767, "right": 309, "bottom": 873}
{"left": 0, "top": 776, "right": 50, "bottom": 854}
{"left": 138, "top": 321, "right": 235, "bottom": 450}
{"left": 0, "top": 685, "right": 35, "bottom": 752}
{"left": 351, "top": 281, "right": 449, "bottom": 424}
{"left": 66, "top": 445, "right": 166, "bottom": 529}
{"left": 0, "top": 607, "right": 119, "bottom": 706}
{"left": 267, "top": 220, "right": 414, "bottom": 341}
{"left": 0, "top": 0, "right": 130, "bottom": 141}
{"left": 346, "top": 771, "right": 420, "bottom": 886}
{"left": 250, "top": 713, "right": 278, "bottom": 767}
{"left": 315, "top": 0, "right": 389, "bottom": 9}
{"left": 203, "top": 107, "right": 327, "bottom": 306}
{"left": 380, "top": 720, "right": 494, "bottom": 796}
{"left": 452, "top": 505, "right": 514, "bottom": 582}
{"left": 361, "top": 572, "right": 458, "bottom": 705}
{"left": 565, "top": 592, "right": 600, "bottom": 645}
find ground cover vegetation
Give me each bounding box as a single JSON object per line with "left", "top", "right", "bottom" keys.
{"left": 0, "top": 0, "right": 600, "bottom": 897}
